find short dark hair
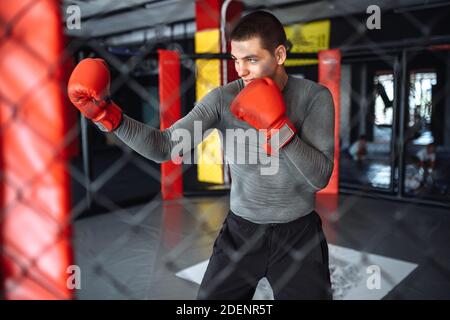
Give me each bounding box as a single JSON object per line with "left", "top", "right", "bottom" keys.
{"left": 230, "top": 11, "right": 287, "bottom": 53}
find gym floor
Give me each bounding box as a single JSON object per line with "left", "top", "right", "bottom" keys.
{"left": 73, "top": 194, "right": 450, "bottom": 300}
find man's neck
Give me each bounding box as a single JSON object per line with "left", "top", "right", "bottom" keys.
{"left": 273, "top": 69, "right": 289, "bottom": 91}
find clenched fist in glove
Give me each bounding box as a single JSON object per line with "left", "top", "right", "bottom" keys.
{"left": 67, "top": 58, "right": 122, "bottom": 132}
{"left": 230, "top": 77, "right": 297, "bottom": 154}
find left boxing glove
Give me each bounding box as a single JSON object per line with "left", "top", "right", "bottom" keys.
{"left": 68, "top": 58, "right": 122, "bottom": 132}
{"left": 230, "top": 77, "right": 297, "bottom": 154}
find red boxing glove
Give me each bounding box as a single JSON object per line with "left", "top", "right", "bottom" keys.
{"left": 230, "top": 77, "right": 297, "bottom": 154}
{"left": 68, "top": 58, "right": 122, "bottom": 132}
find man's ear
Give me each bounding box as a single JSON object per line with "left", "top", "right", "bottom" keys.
{"left": 275, "top": 45, "right": 287, "bottom": 65}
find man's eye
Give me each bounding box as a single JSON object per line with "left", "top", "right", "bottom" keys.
{"left": 249, "top": 59, "right": 258, "bottom": 63}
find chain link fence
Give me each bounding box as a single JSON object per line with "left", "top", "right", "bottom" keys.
{"left": 1, "top": 0, "right": 450, "bottom": 300}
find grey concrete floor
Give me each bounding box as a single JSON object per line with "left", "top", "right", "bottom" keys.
{"left": 73, "top": 194, "right": 450, "bottom": 299}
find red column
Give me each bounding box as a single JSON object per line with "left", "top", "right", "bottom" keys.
{"left": 158, "top": 50, "right": 183, "bottom": 200}
{"left": 318, "top": 49, "right": 341, "bottom": 195}
{"left": 0, "top": 0, "right": 75, "bottom": 299}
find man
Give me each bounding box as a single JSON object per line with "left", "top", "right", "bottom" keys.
{"left": 417, "top": 143, "right": 436, "bottom": 170}
{"left": 416, "top": 143, "right": 436, "bottom": 187}
{"left": 68, "top": 11, "right": 335, "bottom": 300}
{"left": 349, "top": 134, "right": 367, "bottom": 162}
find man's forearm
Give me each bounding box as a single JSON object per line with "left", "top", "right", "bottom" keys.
{"left": 282, "top": 135, "right": 334, "bottom": 190}
{"left": 113, "top": 114, "right": 173, "bottom": 163}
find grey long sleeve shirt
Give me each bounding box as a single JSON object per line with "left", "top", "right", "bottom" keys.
{"left": 114, "top": 75, "right": 335, "bottom": 223}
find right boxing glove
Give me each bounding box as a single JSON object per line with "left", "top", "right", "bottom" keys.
{"left": 230, "top": 77, "right": 297, "bottom": 155}
{"left": 68, "top": 58, "right": 122, "bottom": 132}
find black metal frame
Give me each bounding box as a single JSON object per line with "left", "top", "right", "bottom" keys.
{"left": 340, "top": 45, "right": 450, "bottom": 208}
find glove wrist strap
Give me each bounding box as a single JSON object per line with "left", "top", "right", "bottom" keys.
{"left": 265, "top": 120, "right": 297, "bottom": 154}
{"left": 92, "top": 101, "right": 123, "bottom": 132}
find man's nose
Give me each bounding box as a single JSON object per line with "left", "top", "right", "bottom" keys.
{"left": 236, "top": 62, "right": 249, "bottom": 77}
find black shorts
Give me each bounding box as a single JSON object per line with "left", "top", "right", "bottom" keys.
{"left": 197, "top": 210, "right": 332, "bottom": 300}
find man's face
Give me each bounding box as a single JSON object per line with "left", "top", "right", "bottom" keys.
{"left": 231, "top": 37, "right": 279, "bottom": 86}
